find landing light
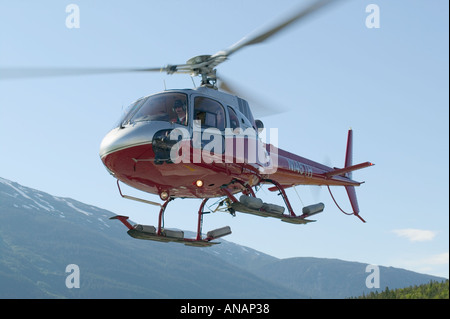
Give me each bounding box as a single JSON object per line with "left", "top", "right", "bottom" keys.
{"left": 195, "top": 180, "right": 204, "bottom": 188}
{"left": 160, "top": 191, "right": 169, "bottom": 200}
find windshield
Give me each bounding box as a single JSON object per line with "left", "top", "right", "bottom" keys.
{"left": 129, "top": 92, "right": 188, "bottom": 125}
{"left": 114, "top": 97, "right": 147, "bottom": 127}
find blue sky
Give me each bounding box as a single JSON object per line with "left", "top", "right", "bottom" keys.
{"left": 0, "top": 0, "right": 448, "bottom": 278}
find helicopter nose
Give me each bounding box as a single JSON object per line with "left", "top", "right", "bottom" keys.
{"left": 99, "top": 124, "right": 155, "bottom": 178}
{"left": 99, "top": 124, "right": 153, "bottom": 160}
{"left": 99, "top": 122, "right": 177, "bottom": 171}
{"left": 99, "top": 127, "right": 130, "bottom": 159}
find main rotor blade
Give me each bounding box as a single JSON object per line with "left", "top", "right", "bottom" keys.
{"left": 0, "top": 66, "right": 167, "bottom": 80}
{"left": 220, "top": 0, "right": 339, "bottom": 57}
{"left": 218, "top": 74, "right": 286, "bottom": 118}
{"left": 1, "top": 0, "right": 343, "bottom": 82}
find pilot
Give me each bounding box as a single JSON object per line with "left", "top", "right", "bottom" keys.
{"left": 172, "top": 99, "right": 187, "bottom": 125}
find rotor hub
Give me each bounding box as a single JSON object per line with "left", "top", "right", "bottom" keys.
{"left": 186, "top": 55, "right": 218, "bottom": 88}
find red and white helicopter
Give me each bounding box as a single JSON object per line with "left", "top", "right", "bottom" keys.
{"left": 4, "top": 0, "right": 374, "bottom": 246}
{"left": 101, "top": 0, "right": 374, "bottom": 246}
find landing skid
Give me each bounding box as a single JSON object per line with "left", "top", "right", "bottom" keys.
{"left": 110, "top": 198, "right": 231, "bottom": 247}
{"left": 221, "top": 178, "right": 323, "bottom": 224}
{"left": 111, "top": 177, "right": 323, "bottom": 246}
{"left": 230, "top": 202, "right": 315, "bottom": 224}
{"left": 123, "top": 219, "right": 225, "bottom": 247}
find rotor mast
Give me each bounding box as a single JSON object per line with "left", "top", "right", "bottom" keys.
{"left": 184, "top": 54, "right": 225, "bottom": 89}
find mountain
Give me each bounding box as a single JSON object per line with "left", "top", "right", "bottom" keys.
{"left": 249, "top": 257, "right": 448, "bottom": 299}
{"left": 0, "top": 177, "right": 446, "bottom": 299}
{"left": 0, "top": 177, "right": 294, "bottom": 299}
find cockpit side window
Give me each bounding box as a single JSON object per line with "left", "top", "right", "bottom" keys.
{"left": 235, "top": 109, "right": 253, "bottom": 130}
{"left": 194, "top": 97, "right": 225, "bottom": 131}
{"left": 227, "top": 106, "right": 240, "bottom": 130}
{"left": 129, "top": 93, "right": 188, "bottom": 125}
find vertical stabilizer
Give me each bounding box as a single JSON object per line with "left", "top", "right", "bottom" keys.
{"left": 344, "top": 129, "right": 365, "bottom": 222}
{"left": 345, "top": 128, "right": 353, "bottom": 177}
{"left": 327, "top": 129, "right": 371, "bottom": 223}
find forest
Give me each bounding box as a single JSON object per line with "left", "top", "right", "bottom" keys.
{"left": 355, "top": 280, "right": 449, "bottom": 299}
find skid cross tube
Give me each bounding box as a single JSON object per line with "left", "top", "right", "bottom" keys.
{"left": 220, "top": 178, "right": 257, "bottom": 202}
{"left": 196, "top": 198, "right": 209, "bottom": 241}
{"left": 261, "top": 179, "right": 297, "bottom": 217}
{"left": 220, "top": 186, "right": 238, "bottom": 203}
{"left": 231, "top": 179, "right": 257, "bottom": 197}
{"left": 220, "top": 178, "right": 299, "bottom": 218}
{"left": 157, "top": 198, "right": 173, "bottom": 235}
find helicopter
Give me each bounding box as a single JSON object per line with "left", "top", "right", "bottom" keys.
{"left": 2, "top": 0, "right": 373, "bottom": 247}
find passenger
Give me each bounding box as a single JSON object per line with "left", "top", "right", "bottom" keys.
{"left": 194, "top": 110, "right": 206, "bottom": 126}
{"left": 172, "top": 99, "right": 187, "bottom": 125}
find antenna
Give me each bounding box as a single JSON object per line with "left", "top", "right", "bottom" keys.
{"left": 191, "top": 76, "right": 197, "bottom": 88}
{"left": 163, "top": 79, "right": 167, "bottom": 90}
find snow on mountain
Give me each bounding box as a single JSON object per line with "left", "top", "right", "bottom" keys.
{"left": 1, "top": 177, "right": 446, "bottom": 299}
{"left": 0, "top": 177, "right": 111, "bottom": 230}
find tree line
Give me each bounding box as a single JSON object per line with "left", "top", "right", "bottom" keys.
{"left": 353, "top": 280, "right": 449, "bottom": 299}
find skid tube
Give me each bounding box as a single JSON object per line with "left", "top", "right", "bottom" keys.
{"left": 220, "top": 178, "right": 320, "bottom": 224}
{"left": 110, "top": 198, "right": 231, "bottom": 247}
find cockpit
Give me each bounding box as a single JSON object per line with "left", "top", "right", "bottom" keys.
{"left": 117, "top": 92, "right": 188, "bottom": 127}
{"left": 103, "top": 88, "right": 270, "bottom": 169}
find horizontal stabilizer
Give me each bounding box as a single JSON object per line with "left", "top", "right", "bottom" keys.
{"left": 324, "top": 162, "right": 374, "bottom": 178}
{"left": 268, "top": 184, "right": 293, "bottom": 192}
